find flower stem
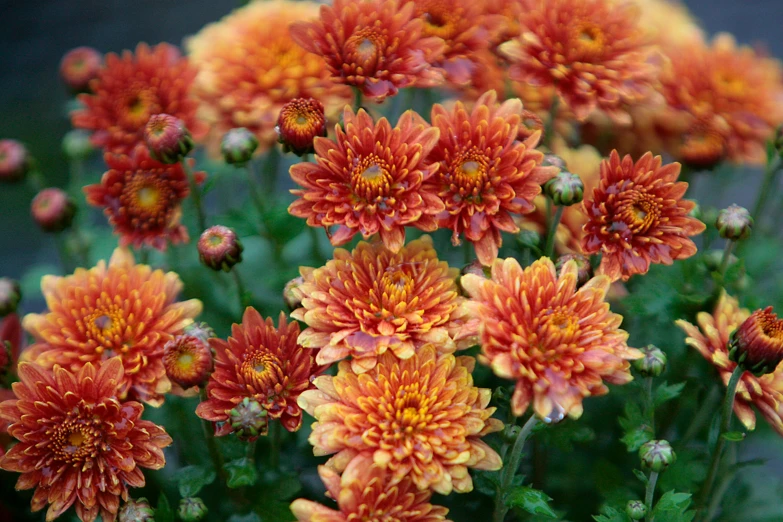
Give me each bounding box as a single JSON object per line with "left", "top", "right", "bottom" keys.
{"left": 199, "top": 388, "right": 227, "bottom": 482}
{"left": 245, "top": 161, "right": 267, "bottom": 216}
{"left": 544, "top": 206, "right": 565, "bottom": 259}
{"left": 717, "top": 239, "right": 736, "bottom": 284}
{"left": 646, "top": 376, "right": 655, "bottom": 435}
{"left": 695, "top": 365, "right": 744, "bottom": 518}
{"left": 543, "top": 94, "right": 560, "bottom": 149}
{"left": 232, "top": 269, "right": 249, "bottom": 313}
{"left": 269, "top": 420, "right": 282, "bottom": 470}
{"left": 463, "top": 239, "right": 473, "bottom": 265}
{"left": 644, "top": 470, "right": 659, "bottom": 521}
{"left": 493, "top": 415, "right": 540, "bottom": 522}
{"left": 183, "top": 160, "right": 207, "bottom": 233}
{"left": 353, "top": 86, "right": 363, "bottom": 113}
{"left": 751, "top": 152, "right": 781, "bottom": 224}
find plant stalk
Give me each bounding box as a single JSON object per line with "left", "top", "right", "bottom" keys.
{"left": 544, "top": 206, "right": 565, "bottom": 259}
{"left": 232, "top": 269, "right": 249, "bottom": 313}
{"left": 183, "top": 160, "right": 207, "bottom": 232}
{"left": 493, "top": 415, "right": 541, "bottom": 522}
{"left": 751, "top": 153, "right": 781, "bottom": 224}
{"left": 644, "top": 470, "right": 659, "bottom": 521}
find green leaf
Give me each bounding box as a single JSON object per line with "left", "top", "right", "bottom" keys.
{"left": 633, "top": 469, "right": 649, "bottom": 485}
{"left": 177, "top": 465, "right": 216, "bottom": 497}
{"left": 651, "top": 491, "right": 695, "bottom": 522}
{"left": 472, "top": 470, "right": 500, "bottom": 497}
{"left": 506, "top": 486, "right": 558, "bottom": 518}
{"left": 225, "top": 457, "right": 259, "bottom": 488}
{"left": 721, "top": 431, "right": 746, "bottom": 442}
{"left": 593, "top": 506, "right": 628, "bottom": 522}
{"left": 228, "top": 514, "right": 262, "bottom": 522}
{"left": 654, "top": 382, "right": 686, "bottom": 408}
{"left": 155, "top": 494, "right": 175, "bottom": 522}
{"left": 263, "top": 473, "right": 302, "bottom": 500}
{"left": 619, "top": 402, "right": 653, "bottom": 452}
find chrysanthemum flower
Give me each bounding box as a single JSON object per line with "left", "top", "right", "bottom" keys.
{"left": 291, "top": 459, "right": 451, "bottom": 522}
{"left": 298, "top": 345, "right": 503, "bottom": 494}
{"left": 22, "top": 248, "right": 202, "bottom": 406}
{"left": 187, "top": 1, "right": 350, "bottom": 154}
{"left": 196, "top": 308, "right": 321, "bottom": 433}
{"left": 290, "top": 0, "right": 446, "bottom": 101}
{"left": 59, "top": 46, "right": 103, "bottom": 93}
{"left": 71, "top": 43, "right": 206, "bottom": 155}
{"left": 676, "top": 293, "right": 783, "bottom": 434}
{"left": 0, "top": 358, "right": 172, "bottom": 522}
{"left": 581, "top": 151, "right": 705, "bottom": 281}
{"left": 630, "top": 0, "right": 704, "bottom": 51}
{"left": 424, "top": 91, "right": 556, "bottom": 265}
{"left": 84, "top": 146, "right": 203, "bottom": 251}
{"left": 289, "top": 108, "right": 443, "bottom": 251}
{"left": 276, "top": 98, "right": 327, "bottom": 156}
{"left": 499, "top": 0, "right": 660, "bottom": 124}
{"left": 163, "top": 335, "right": 213, "bottom": 390}
{"left": 291, "top": 236, "right": 473, "bottom": 374}
{"left": 461, "top": 257, "right": 642, "bottom": 419}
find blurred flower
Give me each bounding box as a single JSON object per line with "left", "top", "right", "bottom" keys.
{"left": 187, "top": 0, "right": 351, "bottom": 153}
{"left": 729, "top": 307, "right": 783, "bottom": 377}
{"left": 143, "top": 114, "right": 193, "bottom": 164}
{"left": 291, "top": 459, "right": 451, "bottom": 522}
{"left": 289, "top": 108, "right": 443, "bottom": 251}
{"left": 716, "top": 204, "right": 753, "bottom": 241}
{"left": 72, "top": 43, "right": 206, "bottom": 155}
{"left": 461, "top": 257, "right": 641, "bottom": 419}
{"left": 290, "top": 0, "right": 446, "bottom": 101}
{"left": 0, "top": 279, "right": 21, "bottom": 317}
{"left": 276, "top": 98, "right": 327, "bottom": 156}
{"left": 31, "top": 188, "right": 76, "bottom": 233}
{"left": 582, "top": 151, "right": 705, "bottom": 282}
{"left": 0, "top": 139, "right": 30, "bottom": 183}
{"left": 0, "top": 359, "right": 171, "bottom": 522}
{"left": 423, "top": 91, "right": 556, "bottom": 265}
{"left": 676, "top": 293, "right": 783, "bottom": 434}
{"left": 62, "top": 129, "right": 94, "bottom": 161}
{"left": 163, "top": 334, "right": 213, "bottom": 389}
{"left": 499, "top": 0, "right": 660, "bottom": 124}
{"left": 298, "top": 345, "right": 502, "bottom": 494}
{"left": 85, "top": 146, "right": 203, "bottom": 251}
{"left": 221, "top": 128, "right": 259, "bottom": 166}
{"left": 59, "top": 46, "right": 103, "bottom": 93}
{"left": 198, "top": 225, "right": 243, "bottom": 272}
{"left": 0, "top": 314, "right": 24, "bottom": 374}
{"left": 630, "top": 0, "right": 704, "bottom": 52}
{"left": 196, "top": 309, "right": 321, "bottom": 433}
{"left": 291, "top": 236, "right": 473, "bottom": 374}
{"left": 22, "top": 248, "right": 202, "bottom": 406}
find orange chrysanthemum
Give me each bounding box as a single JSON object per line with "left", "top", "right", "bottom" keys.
{"left": 187, "top": 1, "right": 350, "bottom": 154}
{"left": 298, "top": 345, "right": 503, "bottom": 494}
{"left": 290, "top": 0, "right": 446, "bottom": 101}
{"left": 0, "top": 359, "right": 172, "bottom": 522}
{"left": 657, "top": 34, "right": 783, "bottom": 165}
{"left": 461, "top": 257, "right": 642, "bottom": 419}
{"left": 676, "top": 293, "right": 783, "bottom": 435}
{"left": 84, "top": 146, "right": 203, "bottom": 251}
{"left": 291, "top": 459, "right": 451, "bottom": 522}
{"left": 424, "top": 91, "right": 556, "bottom": 265}
{"left": 291, "top": 236, "right": 473, "bottom": 374}
{"left": 22, "top": 248, "right": 202, "bottom": 406}
{"left": 71, "top": 43, "right": 206, "bottom": 155}
{"left": 581, "top": 151, "right": 705, "bottom": 282}
{"left": 499, "top": 0, "right": 659, "bottom": 124}
{"left": 196, "top": 308, "right": 321, "bottom": 433}
{"left": 631, "top": 0, "right": 704, "bottom": 52}
{"left": 289, "top": 108, "right": 443, "bottom": 251}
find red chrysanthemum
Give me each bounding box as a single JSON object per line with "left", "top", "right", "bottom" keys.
{"left": 290, "top": 0, "right": 447, "bottom": 101}
{"left": 423, "top": 90, "right": 556, "bottom": 265}
{"left": 84, "top": 146, "right": 204, "bottom": 251}
{"left": 291, "top": 459, "right": 451, "bottom": 522}
{"left": 276, "top": 98, "right": 327, "bottom": 156}
{"left": 71, "top": 43, "right": 206, "bottom": 155}
{"left": 676, "top": 293, "right": 783, "bottom": 435}
{"left": 499, "top": 0, "right": 660, "bottom": 124}
{"left": 289, "top": 107, "right": 443, "bottom": 251}
{"left": 581, "top": 151, "right": 705, "bottom": 282}
{"left": 291, "top": 236, "right": 474, "bottom": 374}
{"left": 462, "top": 257, "right": 642, "bottom": 419}
{"left": 21, "top": 248, "right": 202, "bottom": 406}
{"left": 298, "top": 345, "right": 503, "bottom": 494}
{"left": 196, "top": 308, "right": 322, "bottom": 433}
{"left": 0, "top": 359, "right": 171, "bottom": 522}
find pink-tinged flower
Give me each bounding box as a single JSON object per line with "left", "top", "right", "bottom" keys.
{"left": 0, "top": 139, "right": 30, "bottom": 183}
{"left": 289, "top": 108, "right": 443, "bottom": 252}
{"left": 298, "top": 345, "right": 503, "bottom": 494}
{"left": 59, "top": 46, "right": 103, "bottom": 93}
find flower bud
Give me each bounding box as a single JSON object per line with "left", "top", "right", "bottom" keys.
{"left": 728, "top": 307, "right": 783, "bottom": 376}
{"left": 626, "top": 500, "right": 647, "bottom": 520}
{"left": 178, "top": 497, "right": 208, "bottom": 522}
{"left": 184, "top": 322, "right": 216, "bottom": 343}
{"left": 229, "top": 397, "right": 268, "bottom": 440}
{"left": 543, "top": 171, "right": 584, "bottom": 206}
{"left": 198, "top": 226, "right": 244, "bottom": 272}
{"left": 62, "top": 129, "right": 94, "bottom": 161}
{"left": 163, "top": 335, "right": 213, "bottom": 389}
{"left": 221, "top": 128, "right": 259, "bottom": 166}
{"left": 0, "top": 278, "right": 21, "bottom": 317}
{"left": 0, "top": 139, "right": 30, "bottom": 183}
{"left": 633, "top": 344, "right": 667, "bottom": 378}
{"left": 555, "top": 253, "right": 592, "bottom": 288}
{"left": 639, "top": 439, "right": 675, "bottom": 473}
{"left": 31, "top": 188, "right": 77, "bottom": 233}
{"left": 276, "top": 98, "right": 327, "bottom": 156}
{"left": 517, "top": 228, "right": 542, "bottom": 250}
{"left": 715, "top": 204, "right": 753, "bottom": 242}
{"left": 59, "top": 47, "right": 102, "bottom": 93}
{"left": 144, "top": 114, "right": 193, "bottom": 164}
{"left": 118, "top": 498, "right": 155, "bottom": 522}
{"left": 461, "top": 260, "right": 491, "bottom": 279}
{"left": 517, "top": 110, "right": 544, "bottom": 142}
{"left": 283, "top": 276, "right": 305, "bottom": 311}
{"left": 541, "top": 153, "right": 566, "bottom": 170}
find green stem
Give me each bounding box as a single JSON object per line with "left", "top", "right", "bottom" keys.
{"left": 463, "top": 239, "right": 473, "bottom": 265}
{"left": 680, "top": 386, "right": 721, "bottom": 445}
{"left": 269, "top": 420, "right": 282, "bottom": 470}
{"left": 717, "top": 240, "right": 736, "bottom": 284}
{"left": 493, "top": 415, "right": 541, "bottom": 522}
{"left": 183, "top": 160, "right": 207, "bottom": 232}
{"left": 543, "top": 94, "right": 560, "bottom": 149}
{"left": 751, "top": 153, "right": 781, "bottom": 224}
{"left": 353, "top": 86, "right": 364, "bottom": 112}
{"left": 644, "top": 470, "right": 659, "bottom": 521}
{"left": 138, "top": 247, "right": 150, "bottom": 266}
{"left": 308, "top": 226, "right": 327, "bottom": 265}
{"left": 646, "top": 376, "right": 655, "bottom": 435}
{"left": 232, "top": 269, "right": 249, "bottom": 313}
{"left": 54, "top": 235, "right": 74, "bottom": 273}
{"left": 695, "top": 365, "right": 744, "bottom": 518}
{"left": 200, "top": 388, "right": 227, "bottom": 482}
{"left": 544, "top": 206, "right": 565, "bottom": 259}
{"left": 704, "top": 444, "right": 737, "bottom": 522}
{"left": 245, "top": 161, "right": 267, "bottom": 216}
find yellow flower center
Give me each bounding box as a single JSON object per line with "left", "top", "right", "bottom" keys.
{"left": 623, "top": 193, "right": 662, "bottom": 234}
{"left": 122, "top": 172, "right": 174, "bottom": 225}
{"left": 85, "top": 306, "right": 130, "bottom": 354}
{"left": 241, "top": 350, "right": 283, "bottom": 389}
{"left": 121, "top": 87, "right": 160, "bottom": 127}
{"left": 382, "top": 383, "right": 434, "bottom": 440}
{"left": 380, "top": 268, "right": 415, "bottom": 303}
{"left": 417, "top": 1, "right": 459, "bottom": 40}
{"left": 572, "top": 21, "right": 606, "bottom": 57}
{"left": 346, "top": 29, "right": 386, "bottom": 73}
{"left": 445, "top": 149, "right": 491, "bottom": 203}
{"left": 48, "top": 408, "right": 102, "bottom": 464}
{"left": 714, "top": 70, "right": 748, "bottom": 97}
{"left": 351, "top": 156, "right": 392, "bottom": 202}
{"left": 136, "top": 185, "right": 161, "bottom": 210}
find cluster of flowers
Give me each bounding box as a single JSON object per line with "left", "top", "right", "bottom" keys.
{"left": 0, "top": 0, "right": 782, "bottom": 521}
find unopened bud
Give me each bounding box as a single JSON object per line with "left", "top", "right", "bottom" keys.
{"left": 517, "top": 229, "right": 542, "bottom": 250}
{"left": 633, "top": 344, "right": 667, "bottom": 378}
{"left": 184, "top": 322, "right": 216, "bottom": 344}
{"left": 283, "top": 276, "right": 305, "bottom": 311}
{"left": 118, "top": 498, "right": 155, "bottom": 522}
{"left": 542, "top": 154, "right": 566, "bottom": 170}
{"left": 728, "top": 307, "right": 783, "bottom": 376}
{"left": 543, "top": 171, "right": 584, "bottom": 206}
{"left": 229, "top": 397, "right": 268, "bottom": 440}
{"left": 31, "top": 188, "right": 77, "bottom": 232}
{"left": 144, "top": 114, "right": 193, "bottom": 164}
{"left": 626, "top": 500, "right": 647, "bottom": 520}
{"left": 276, "top": 98, "right": 327, "bottom": 156}
{"left": 59, "top": 47, "right": 102, "bottom": 93}
{"left": 198, "top": 226, "right": 243, "bottom": 272}
{"left": 221, "top": 128, "right": 259, "bottom": 166}
{"left": 555, "top": 253, "right": 592, "bottom": 287}
{"left": 178, "top": 497, "right": 207, "bottom": 522}
{"left": 639, "top": 439, "right": 675, "bottom": 473}
{"left": 0, "top": 139, "right": 31, "bottom": 183}
{"left": 0, "top": 279, "right": 21, "bottom": 317}
{"left": 163, "top": 335, "right": 213, "bottom": 389}
{"left": 715, "top": 204, "right": 753, "bottom": 242}
{"left": 518, "top": 110, "right": 544, "bottom": 142}
{"left": 62, "top": 130, "right": 94, "bottom": 161}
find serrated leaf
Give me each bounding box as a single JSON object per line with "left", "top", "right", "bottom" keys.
{"left": 654, "top": 382, "right": 686, "bottom": 408}
{"left": 155, "top": 494, "right": 175, "bottom": 522}
{"left": 633, "top": 469, "right": 649, "bottom": 485}
{"left": 177, "top": 465, "right": 216, "bottom": 497}
{"left": 621, "top": 424, "right": 654, "bottom": 452}
{"left": 506, "top": 486, "right": 558, "bottom": 518}
{"left": 225, "top": 457, "right": 259, "bottom": 488}
{"left": 592, "top": 506, "right": 628, "bottom": 522}
{"left": 721, "top": 431, "right": 746, "bottom": 442}
{"left": 652, "top": 491, "right": 695, "bottom": 522}
{"left": 472, "top": 470, "right": 500, "bottom": 497}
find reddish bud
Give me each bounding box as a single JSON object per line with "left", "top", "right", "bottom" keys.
{"left": 276, "top": 98, "right": 326, "bottom": 156}
{"left": 0, "top": 139, "right": 30, "bottom": 182}
{"left": 59, "top": 46, "right": 102, "bottom": 93}
{"left": 163, "top": 335, "right": 213, "bottom": 389}
{"left": 144, "top": 114, "right": 193, "bottom": 164}
{"left": 198, "top": 226, "right": 243, "bottom": 272}
{"left": 31, "top": 188, "right": 77, "bottom": 232}
{"left": 729, "top": 307, "right": 783, "bottom": 376}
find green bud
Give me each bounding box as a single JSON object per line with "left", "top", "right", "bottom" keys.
{"left": 229, "top": 397, "right": 268, "bottom": 440}
{"left": 62, "top": 130, "right": 94, "bottom": 161}
{"left": 625, "top": 500, "right": 647, "bottom": 520}
{"left": 639, "top": 439, "right": 676, "bottom": 473}
{"left": 178, "top": 497, "right": 207, "bottom": 522}
{"left": 555, "top": 253, "right": 593, "bottom": 287}
{"left": 544, "top": 171, "right": 584, "bottom": 206}
{"left": 633, "top": 344, "right": 667, "bottom": 378}
{"left": 517, "top": 228, "right": 542, "bottom": 250}
{"left": 283, "top": 276, "right": 305, "bottom": 311}
{"left": 221, "top": 128, "right": 259, "bottom": 166}
{"left": 118, "top": 498, "right": 155, "bottom": 522}
{"left": 715, "top": 204, "right": 753, "bottom": 241}
{"left": 0, "top": 278, "right": 21, "bottom": 317}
